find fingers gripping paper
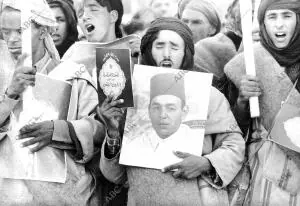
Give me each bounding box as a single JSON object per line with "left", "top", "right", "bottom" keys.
{"left": 0, "top": 74, "right": 71, "bottom": 183}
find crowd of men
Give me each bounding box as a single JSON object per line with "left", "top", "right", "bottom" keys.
{"left": 0, "top": 0, "right": 300, "bottom": 205}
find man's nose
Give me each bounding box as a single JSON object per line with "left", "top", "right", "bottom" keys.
{"left": 82, "top": 9, "right": 91, "bottom": 22}
{"left": 275, "top": 16, "right": 284, "bottom": 29}
{"left": 8, "top": 31, "right": 21, "bottom": 42}
{"left": 160, "top": 108, "right": 168, "bottom": 118}
{"left": 163, "top": 47, "right": 171, "bottom": 58}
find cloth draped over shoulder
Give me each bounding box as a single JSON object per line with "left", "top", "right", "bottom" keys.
{"left": 225, "top": 42, "right": 300, "bottom": 206}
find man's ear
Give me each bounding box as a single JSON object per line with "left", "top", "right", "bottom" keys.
{"left": 39, "top": 27, "right": 48, "bottom": 40}
{"left": 110, "top": 10, "right": 118, "bottom": 24}
{"left": 208, "top": 25, "right": 216, "bottom": 36}
{"left": 181, "top": 105, "right": 189, "bottom": 121}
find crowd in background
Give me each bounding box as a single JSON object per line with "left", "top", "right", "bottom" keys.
{"left": 1, "top": 0, "right": 300, "bottom": 205}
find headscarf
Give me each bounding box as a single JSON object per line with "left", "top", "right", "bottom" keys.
{"left": 258, "top": 0, "right": 300, "bottom": 67}
{"left": 140, "top": 17, "right": 194, "bottom": 70}
{"left": 177, "top": 0, "right": 191, "bottom": 18}
{"left": 1, "top": 0, "right": 60, "bottom": 61}
{"left": 184, "top": 0, "right": 221, "bottom": 36}
{"left": 47, "top": 0, "right": 79, "bottom": 57}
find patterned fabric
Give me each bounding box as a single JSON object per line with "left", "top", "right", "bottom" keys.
{"left": 225, "top": 43, "right": 300, "bottom": 206}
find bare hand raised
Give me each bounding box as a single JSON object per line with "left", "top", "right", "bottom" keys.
{"left": 97, "top": 95, "right": 124, "bottom": 130}
{"left": 6, "top": 54, "right": 37, "bottom": 97}
{"left": 238, "top": 75, "right": 261, "bottom": 108}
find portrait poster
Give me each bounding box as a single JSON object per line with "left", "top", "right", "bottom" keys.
{"left": 119, "top": 65, "right": 213, "bottom": 170}
{"left": 0, "top": 73, "right": 71, "bottom": 183}
{"left": 62, "top": 34, "right": 140, "bottom": 78}
{"left": 96, "top": 47, "right": 134, "bottom": 107}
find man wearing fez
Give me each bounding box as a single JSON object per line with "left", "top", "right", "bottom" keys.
{"left": 0, "top": 0, "right": 103, "bottom": 205}
{"left": 149, "top": 73, "right": 188, "bottom": 141}
{"left": 121, "top": 73, "right": 194, "bottom": 168}
{"left": 100, "top": 17, "right": 245, "bottom": 205}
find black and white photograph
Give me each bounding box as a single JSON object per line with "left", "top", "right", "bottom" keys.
{"left": 1, "top": 0, "right": 300, "bottom": 205}
{"left": 119, "top": 65, "right": 212, "bottom": 169}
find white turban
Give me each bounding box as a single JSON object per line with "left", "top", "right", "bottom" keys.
{"left": 1, "top": 0, "right": 60, "bottom": 61}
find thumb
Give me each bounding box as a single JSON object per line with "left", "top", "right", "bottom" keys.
{"left": 16, "top": 53, "right": 29, "bottom": 69}
{"left": 173, "top": 151, "right": 191, "bottom": 159}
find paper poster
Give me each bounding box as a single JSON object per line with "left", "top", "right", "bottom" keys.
{"left": 96, "top": 48, "right": 133, "bottom": 107}
{"left": 119, "top": 65, "right": 213, "bottom": 170}
{"left": 0, "top": 73, "right": 71, "bottom": 183}
{"left": 270, "top": 103, "right": 300, "bottom": 153}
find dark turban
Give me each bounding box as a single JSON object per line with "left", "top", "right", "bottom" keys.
{"left": 258, "top": 0, "right": 300, "bottom": 67}
{"left": 140, "top": 17, "right": 194, "bottom": 70}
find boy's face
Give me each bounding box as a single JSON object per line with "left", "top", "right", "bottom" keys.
{"left": 78, "top": 0, "right": 114, "bottom": 42}
{"left": 51, "top": 6, "right": 68, "bottom": 46}
{"left": 0, "top": 8, "right": 45, "bottom": 60}
{"left": 264, "top": 9, "right": 297, "bottom": 49}
{"left": 0, "top": 8, "right": 22, "bottom": 58}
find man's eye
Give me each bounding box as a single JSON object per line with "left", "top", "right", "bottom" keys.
{"left": 57, "top": 18, "right": 65, "bottom": 22}
{"left": 167, "top": 107, "right": 176, "bottom": 111}
{"left": 151, "top": 106, "right": 159, "bottom": 111}
{"left": 268, "top": 15, "right": 276, "bottom": 20}
{"left": 192, "top": 20, "right": 201, "bottom": 25}
{"left": 182, "top": 19, "right": 189, "bottom": 24}
{"left": 284, "top": 14, "right": 292, "bottom": 18}
{"left": 1, "top": 30, "right": 9, "bottom": 35}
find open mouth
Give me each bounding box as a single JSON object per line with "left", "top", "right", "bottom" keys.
{"left": 160, "top": 61, "right": 172, "bottom": 68}
{"left": 85, "top": 23, "right": 95, "bottom": 33}
{"left": 275, "top": 32, "right": 286, "bottom": 39}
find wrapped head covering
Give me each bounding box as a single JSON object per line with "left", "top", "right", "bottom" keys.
{"left": 140, "top": 17, "right": 194, "bottom": 70}
{"left": 184, "top": 0, "right": 221, "bottom": 36}
{"left": 150, "top": 73, "right": 186, "bottom": 105}
{"left": 177, "top": 0, "right": 191, "bottom": 18}
{"left": 1, "top": 0, "right": 60, "bottom": 61}
{"left": 258, "top": 0, "right": 300, "bottom": 67}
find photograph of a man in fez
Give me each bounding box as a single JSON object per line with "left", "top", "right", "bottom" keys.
{"left": 148, "top": 73, "right": 189, "bottom": 142}
{"left": 120, "top": 66, "right": 213, "bottom": 170}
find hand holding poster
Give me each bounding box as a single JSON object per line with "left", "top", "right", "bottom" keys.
{"left": 119, "top": 65, "right": 213, "bottom": 170}
{"left": 0, "top": 74, "right": 71, "bottom": 183}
